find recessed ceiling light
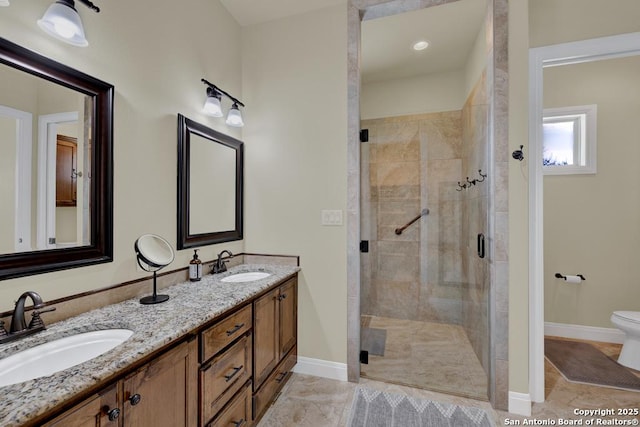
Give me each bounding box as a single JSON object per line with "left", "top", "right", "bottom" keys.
{"left": 413, "top": 40, "right": 430, "bottom": 51}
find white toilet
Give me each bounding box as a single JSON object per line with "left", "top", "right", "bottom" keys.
{"left": 611, "top": 311, "right": 640, "bottom": 371}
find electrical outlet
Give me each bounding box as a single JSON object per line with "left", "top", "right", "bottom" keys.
{"left": 321, "top": 209, "right": 343, "bottom": 226}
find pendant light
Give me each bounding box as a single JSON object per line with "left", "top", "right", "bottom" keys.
{"left": 38, "top": 0, "right": 100, "bottom": 47}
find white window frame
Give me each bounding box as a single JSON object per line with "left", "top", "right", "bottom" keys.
{"left": 542, "top": 104, "right": 597, "bottom": 175}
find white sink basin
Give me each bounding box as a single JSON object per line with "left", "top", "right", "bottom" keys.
{"left": 0, "top": 329, "right": 133, "bottom": 387}
{"left": 221, "top": 272, "right": 271, "bottom": 283}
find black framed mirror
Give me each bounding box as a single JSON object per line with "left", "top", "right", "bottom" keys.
{"left": 177, "top": 114, "right": 243, "bottom": 249}
{"left": 0, "top": 37, "right": 113, "bottom": 280}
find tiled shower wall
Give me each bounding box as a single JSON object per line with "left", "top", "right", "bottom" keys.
{"left": 360, "top": 72, "right": 490, "bottom": 375}
{"left": 460, "top": 71, "right": 490, "bottom": 373}
{"left": 361, "top": 112, "right": 465, "bottom": 325}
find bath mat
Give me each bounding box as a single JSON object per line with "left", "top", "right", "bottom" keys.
{"left": 361, "top": 327, "right": 387, "bottom": 356}
{"left": 545, "top": 338, "right": 640, "bottom": 391}
{"left": 347, "top": 387, "right": 493, "bottom": 427}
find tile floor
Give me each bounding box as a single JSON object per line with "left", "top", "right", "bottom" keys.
{"left": 256, "top": 337, "right": 640, "bottom": 426}
{"left": 360, "top": 315, "right": 488, "bottom": 400}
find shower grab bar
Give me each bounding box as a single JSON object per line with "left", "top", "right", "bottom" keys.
{"left": 394, "top": 209, "right": 429, "bottom": 235}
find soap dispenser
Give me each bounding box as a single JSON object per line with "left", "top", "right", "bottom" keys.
{"left": 189, "top": 249, "right": 202, "bottom": 282}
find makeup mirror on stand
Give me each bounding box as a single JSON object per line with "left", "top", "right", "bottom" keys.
{"left": 134, "top": 234, "right": 174, "bottom": 304}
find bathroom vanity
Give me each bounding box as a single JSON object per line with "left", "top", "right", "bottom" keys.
{"left": 0, "top": 264, "right": 299, "bottom": 427}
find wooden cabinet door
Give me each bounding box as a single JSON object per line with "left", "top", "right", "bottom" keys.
{"left": 253, "top": 286, "right": 279, "bottom": 389}
{"left": 43, "top": 383, "right": 120, "bottom": 427}
{"left": 122, "top": 340, "right": 197, "bottom": 427}
{"left": 278, "top": 279, "right": 297, "bottom": 359}
{"left": 56, "top": 135, "right": 77, "bottom": 207}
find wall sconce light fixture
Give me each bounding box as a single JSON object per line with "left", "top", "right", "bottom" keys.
{"left": 201, "top": 79, "right": 245, "bottom": 128}
{"left": 38, "top": 0, "right": 100, "bottom": 47}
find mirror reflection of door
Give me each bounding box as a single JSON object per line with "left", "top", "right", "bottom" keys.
{"left": 37, "top": 112, "right": 87, "bottom": 249}
{"left": 55, "top": 133, "right": 78, "bottom": 246}
{"left": 0, "top": 105, "right": 32, "bottom": 253}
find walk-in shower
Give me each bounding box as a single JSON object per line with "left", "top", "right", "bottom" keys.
{"left": 357, "top": 0, "right": 492, "bottom": 402}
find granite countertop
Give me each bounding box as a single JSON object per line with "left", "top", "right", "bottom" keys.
{"left": 0, "top": 263, "right": 300, "bottom": 427}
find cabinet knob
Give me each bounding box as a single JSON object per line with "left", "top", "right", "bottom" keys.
{"left": 106, "top": 407, "right": 120, "bottom": 422}
{"left": 129, "top": 393, "right": 142, "bottom": 406}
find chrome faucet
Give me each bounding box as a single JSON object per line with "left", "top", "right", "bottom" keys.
{"left": 0, "top": 291, "right": 56, "bottom": 344}
{"left": 212, "top": 250, "right": 233, "bottom": 274}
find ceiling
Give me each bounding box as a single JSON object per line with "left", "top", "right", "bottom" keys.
{"left": 219, "top": 0, "right": 487, "bottom": 84}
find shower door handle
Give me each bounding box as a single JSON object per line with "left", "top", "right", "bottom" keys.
{"left": 477, "top": 233, "right": 485, "bottom": 259}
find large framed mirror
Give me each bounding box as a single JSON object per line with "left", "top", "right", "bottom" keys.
{"left": 177, "top": 114, "right": 243, "bottom": 249}
{"left": 0, "top": 37, "right": 114, "bottom": 280}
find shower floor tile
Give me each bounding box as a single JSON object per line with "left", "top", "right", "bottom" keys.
{"left": 360, "top": 315, "right": 488, "bottom": 400}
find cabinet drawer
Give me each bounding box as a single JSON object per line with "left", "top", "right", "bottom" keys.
{"left": 201, "top": 304, "right": 252, "bottom": 362}
{"left": 43, "top": 383, "right": 119, "bottom": 427}
{"left": 207, "top": 381, "right": 252, "bottom": 427}
{"left": 201, "top": 333, "right": 252, "bottom": 424}
{"left": 253, "top": 345, "right": 297, "bottom": 421}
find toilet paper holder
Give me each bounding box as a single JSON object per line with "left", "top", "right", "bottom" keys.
{"left": 555, "top": 273, "right": 586, "bottom": 281}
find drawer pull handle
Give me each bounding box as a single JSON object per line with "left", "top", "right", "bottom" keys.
{"left": 231, "top": 419, "right": 245, "bottom": 427}
{"left": 226, "top": 323, "right": 245, "bottom": 336}
{"left": 224, "top": 365, "right": 244, "bottom": 382}
{"left": 129, "top": 393, "right": 142, "bottom": 406}
{"left": 106, "top": 407, "right": 120, "bottom": 422}
{"left": 275, "top": 371, "right": 287, "bottom": 383}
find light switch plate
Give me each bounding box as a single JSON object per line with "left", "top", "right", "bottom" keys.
{"left": 321, "top": 209, "right": 343, "bottom": 226}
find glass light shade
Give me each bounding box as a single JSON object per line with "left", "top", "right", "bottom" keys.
{"left": 37, "top": 0, "right": 88, "bottom": 47}
{"left": 203, "top": 95, "right": 223, "bottom": 117}
{"left": 226, "top": 105, "right": 244, "bottom": 127}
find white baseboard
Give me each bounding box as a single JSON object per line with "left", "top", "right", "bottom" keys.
{"left": 544, "top": 322, "right": 625, "bottom": 344}
{"left": 293, "top": 356, "right": 348, "bottom": 381}
{"left": 509, "top": 391, "right": 532, "bottom": 417}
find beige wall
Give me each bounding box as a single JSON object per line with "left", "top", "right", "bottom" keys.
{"left": 361, "top": 71, "right": 465, "bottom": 119}
{"left": 0, "top": 0, "right": 244, "bottom": 311}
{"left": 543, "top": 56, "right": 640, "bottom": 327}
{"left": 508, "top": 0, "right": 530, "bottom": 395}
{"left": 241, "top": 5, "right": 349, "bottom": 363}
{"left": 529, "top": 0, "right": 640, "bottom": 47}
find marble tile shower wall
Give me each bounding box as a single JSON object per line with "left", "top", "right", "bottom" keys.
{"left": 360, "top": 72, "right": 490, "bottom": 376}
{"left": 460, "top": 70, "right": 490, "bottom": 373}
{"left": 360, "top": 111, "right": 466, "bottom": 325}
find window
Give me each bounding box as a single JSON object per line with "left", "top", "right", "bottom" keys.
{"left": 542, "top": 105, "right": 596, "bottom": 175}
